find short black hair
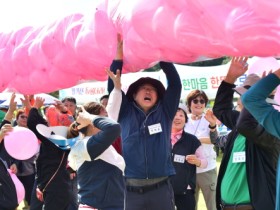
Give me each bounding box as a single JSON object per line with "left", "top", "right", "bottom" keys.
{"left": 177, "top": 108, "right": 188, "bottom": 123}
{"left": 100, "top": 95, "right": 109, "bottom": 102}
{"left": 62, "top": 96, "right": 77, "bottom": 104}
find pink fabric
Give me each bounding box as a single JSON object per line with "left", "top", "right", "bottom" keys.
{"left": 171, "top": 130, "right": 183, "bottom": 146}
{"left": 195, "top": 145, "right": 208, "bottom": 168}
{"left": 78, "top": 204, "right": 96, "bottom": 209}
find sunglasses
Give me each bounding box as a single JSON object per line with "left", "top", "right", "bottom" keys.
{"left": 192, "top": 99, "right": 205, "bottom": 104}
{"left": 20, "top": 115, "right": 28, "bottom": 119}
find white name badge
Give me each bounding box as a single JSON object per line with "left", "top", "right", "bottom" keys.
{"left": 148, "top": 123, "right": 162, "bottom": 135}
{"left": 233, "top": 151, "right": 246, "bottom": 163}
{"left": 174, "top": 154, "right": 185, "bottom": 163}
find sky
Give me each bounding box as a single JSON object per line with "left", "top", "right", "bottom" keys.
{"left": 0, "top": 0, "right": 96, "bottom": 32}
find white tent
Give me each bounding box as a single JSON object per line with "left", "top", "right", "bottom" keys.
{"left": 0, "top": 93, "right": 58, "bottom": 107}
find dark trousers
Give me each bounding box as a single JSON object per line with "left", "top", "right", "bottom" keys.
{"left": 175, "top": 190, "right": 196, "bottom": 210}
{"left": 125, "top": 180, "right": 175, "bottom": 210}
{"left": 30, "top": 180, "right": 72, "bottom": 210}
{"left": 30, "top": 180, "right": 43, "bottom": 210}
{"left": 18, "top": 173, "right": 36, "bottom": 205}
{"left": 67, "top": 175, "right": 79, "bottom": 210}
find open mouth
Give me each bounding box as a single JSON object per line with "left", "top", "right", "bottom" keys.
{"left": 173, "top": 121, "right": 182, "bottom": 125}
{"left": 144, "top": 97, "right": 151, "bottom": 101}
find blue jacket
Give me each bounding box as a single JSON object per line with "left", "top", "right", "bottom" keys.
{"left": 77, "top": 117, "right": 125, "bottom": 209}
{"left": 110, "top": 61, "right": 182, "bottom": 179}
{"left": 242, "top": 73, "right": 280, "bottom": 210}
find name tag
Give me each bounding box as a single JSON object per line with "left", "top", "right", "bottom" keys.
{"left": 148, "top": 123, "right": 162, "bottom": 135}
{"left": 233, "top": 151, "right": 246, "bottom": 163}
{"left": 174, "top": 154, "right": 185, "bottom": 163}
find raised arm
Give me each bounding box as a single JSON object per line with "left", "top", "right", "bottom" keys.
{"left": 106, "top": 69, "right": 122, "bottom": 121}
{"left": 236, "top": 108, "right": 279, "bottom": 151}
{"left": 213, "top": 57, "right": 248, "bottom": 129}
{"left": 27, "top": 96, "right": 50, "bottom": 144}
{"left": 160, "top": 62, "right": 182, "bottom": 119}
{"left": 107, "top": 34, "right": 123, "bottom": 94}
{"left": 242, "top": 70, "right": 280, "bottom": 138}
{"left": 0, "top": 93, "right": 17, "bottom": 145}
{"left": 75, "top": 107, "right": 121, "bottom": 160}
{"left": 0, "top": 93, "right": 17, "bottom": 126}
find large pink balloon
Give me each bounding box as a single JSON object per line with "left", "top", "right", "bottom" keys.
{"left": 250, "top": 0, "right": 280, "bottom": 21}
{"left": 0, "top": 47, "right": 15, "bottom": 91}
{"left": 8, "top": 169, "right": 25, "bottom": 204}
{"left": 11, "top": 27, "right": 37, "bottom": 78}
{"left": 248, "top": 57, "right": 280, "bottom": 75}
{"left": 4, "top": 127, "right": 39, "bottom": 160}
{"left": 2, "top": 0, "right": 280, "bottom": 94}
{"left": 75, "top": 10, "right": 117, "bottom": 81}
{"left": 226, "top": 7, "right": 280, "bottom": 56}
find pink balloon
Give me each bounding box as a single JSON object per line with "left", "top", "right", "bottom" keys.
{"left": 11, "top": 29, "right": 37, "bottom": 77}
{"left": 165, "top": 0, "right": 187, "bottom": 10}
{"left": 131, "top": 0, "right": 161, "bottom": 16}
{"left": 0, "top": 32, "right": 13, "bottom": 48}
{"left": 55, "top": 13, "right": 106, "bottom": 79}
{"left": 8, "top": 169, "right": 25, "bottom": 204}
{"left": 41, "top": 13, "right": 83, "bottom": 64}
{"left": 48, "top": 66, "right": 79, "bottom": 88}
{"left": 93, "top": 10, "right": 117, "bottom": 57}
{"left": 123, "top": 27, "right": 160, "bottom": 72}
{"left": 57, "top": 14, "right": 84, "bottom": 74}
{"left": 150, "top": 6, "right": 194, "bottom": 63}
{"left": 2, "top": 0, "right": 280, "bottom": 94}
{"left": 74, "top": 10, "right": 117, "bottom": 80}
{"left": 174, "top": 11, "right": 214, "bottom": 57}
{"left": 0, "top": 47, "right": 15, "bottom": 91}
{"left": 226, "top": 7, "right": 280, "bottom": 56}
{"left": 28, "top": 38, "right": 52, "bottom": 70}
{"left": 7, "top": 27, "right": 33, "bottom": 48}
{"left": 248, "top": 57, "right": 280, "bottom": 75}
{"left": 250, "top": 0, "right": 280, "bottom": 21}
{"left": 4, "top": 127, "right": 39, "bottom": 160}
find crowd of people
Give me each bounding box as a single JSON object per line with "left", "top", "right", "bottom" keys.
{"left": 0, "top": 37, "right": 280, "bottom": 210}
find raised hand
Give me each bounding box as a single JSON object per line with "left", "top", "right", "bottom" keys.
{"left": 5, "top": 93, "right": 17, "bottom": 122}
{"left": 204, "top": 109, "right": 217, "bottom": 126}
{"left": 33, "top": 97, "right": 45, "bottom": 109}
{"left": 8, "top": 93, "right": 17, "bottom": 112}
{"left": 274, "top": 68, "right": 280, "bottom": 79}
{"left": 21, "top": 94, "right": 31, "bottom": 110}
{"left": 225, "top": 56, "right": 249, "bottom": 84}
{"left": 115, "top": 33, "right": 123, "bottom": 60}
{"left": 76, "top": 106, "right": 94, "bottom": 130}
{"left": 0, "top": 124, "right": 13, "bottom": 143}
{"left": 106, "top": 68, "right": 121, "bottom": 90}
{"left": 54, "top": 100, "right": 68, "bottom": 113}
{"left": 261, "top": 69, "right": 273, "bottom": 78}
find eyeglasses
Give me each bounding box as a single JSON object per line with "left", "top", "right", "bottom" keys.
{"left": 192, "top": 99, "right": 205, "bottom": 104}
{"left": 20, "top": 115, "right": 28, "bottom": 119}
